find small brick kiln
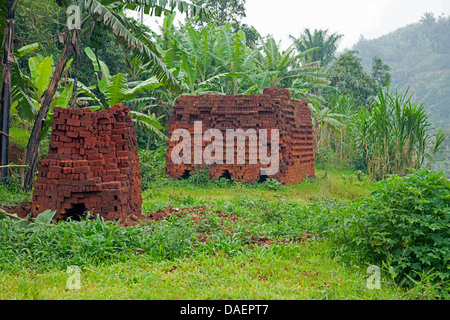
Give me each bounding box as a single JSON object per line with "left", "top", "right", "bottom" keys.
{"left": 31, "top": 104, "right": 142, "bottom": 221}
{"left": 165, "top": 88, "right": 315, "bottom": 185}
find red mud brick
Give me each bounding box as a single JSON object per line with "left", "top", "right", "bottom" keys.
{"left": 165, "top": 88, "right": 315, "bottom": 185}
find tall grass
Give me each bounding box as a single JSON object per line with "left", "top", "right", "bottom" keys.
{"left": 354, "top": 86, "right": 446, "bottom": 180}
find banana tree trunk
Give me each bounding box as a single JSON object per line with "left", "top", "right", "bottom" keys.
{"left": 21, "top": 30, "right": 79, "bottom": 189}
{"left": 0, "top": 0, "right": 16, "bottom": 182}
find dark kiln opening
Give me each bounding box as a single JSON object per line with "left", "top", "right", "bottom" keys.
{"left": 219, "top": 170, "right": 232, "bottom": 180}
{"left": 65, "top": 203, "right": 87, "bottom": 221}
{"left": 258, "top": 174, "right": 268, "bottom": 183}
{"left": 181, "top": 170, "right": 191, "bottom": 179}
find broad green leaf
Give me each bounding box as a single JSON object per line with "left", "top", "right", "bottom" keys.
{"left": 34, "top": 209, "right": 57, "bottom": 225}
{"left": 125, "top": 76, "right": 162, "bottom": 98}
{"left": 76, "top": 80, "right": 107, "bottom": 109}
{"left": 16, "top": 42, "right": 39, "bottom": 58}
{"left": 180, "top": 52, "right": 196, "bottom": 92}
{"left": 85, "top": 47, "right": 110, "bottom": 92}
{"left": 236, "top": 30, "right": 246, "bottom": 43}
{"left": 16, "top": 89, "right": 38, "bottom": 120}
{"left": 105, "top": 73, "right": 128, "bottom": 106}
{"left": 28, "top": 55, "right": 44, "bottom": 85}
{"left": 53, "top": 80, "right": 74, "bottom": 108}
{"left": 130, "top": 110, "right": 167, "bottom": 141}
{"left": 35, "top": 56, "right": 54, "bottom": 97}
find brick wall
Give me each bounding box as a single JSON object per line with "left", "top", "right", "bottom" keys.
{"left": 32, "top": 104, "right": 142, "bottom": 221}
{"left": 165, "top": 88, "right": 315, "bottom": 185}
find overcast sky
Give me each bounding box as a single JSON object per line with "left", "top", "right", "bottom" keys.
{"left": 243, "top": 0, "right": 450, "bottom": 51}
{"left": 134, "top": 0, "right": 450, "bottom": 52}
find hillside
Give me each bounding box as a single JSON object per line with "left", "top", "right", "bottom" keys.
{"left": 352, "top": 15, "right": 450, "bottom": 131}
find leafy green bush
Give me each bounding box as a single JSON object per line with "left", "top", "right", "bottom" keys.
{"left": 187, "top": 166, "right": 211, "bottom": 186}
{"left": 139, "top": 144, "right": 168, "bottom": 190}
{"left": 332, "top": 168, "right": 450, "bottom": 289}
{"left": 257, "top": 178, "right": 284, "bottom": 191}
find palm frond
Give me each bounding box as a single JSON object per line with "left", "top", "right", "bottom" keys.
{"left": 104, "top": 73, "right": 129, "bottom": 106}
{"left": 129, "top": 110, "right": 168, "bottom": 141}
{"left": 77, "top": 0, "right": 182, "bottom": 93}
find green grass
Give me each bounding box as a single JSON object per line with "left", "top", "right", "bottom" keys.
{"left": 0, "top": 167, "right": 442, "bottom": 300}
{"left": 141, "top": 167, "right": 371, "bottom": 213}
{"left": 8, "top": 126, "right": 31, "bottom": 150}
{"left": 0, "top": 177, "right": 32, "bottom": 206}
{"left": 0, "top": 241, "right": 413, "bottom": 300}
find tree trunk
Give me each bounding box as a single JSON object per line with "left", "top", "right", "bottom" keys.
{"left": 21, "top": 30, "right": 79, "bottom": 189}
{"left": 0, "top": 1, "right": 16, "bottom": 182}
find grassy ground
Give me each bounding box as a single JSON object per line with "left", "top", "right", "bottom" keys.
{"left": 141, "top": 167, "right": 371, "bottom": 212}
{"left": 1, "top": 242, "right": 407, "bottom": 300}
{"left": 0, "top": 168, "right": 429, "bottom": 300}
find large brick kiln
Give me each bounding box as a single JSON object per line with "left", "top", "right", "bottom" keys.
{"left": 31, "top": 104, "right": 142, "bottom": 221}
{"left": 165, "top": 88, "right": 315, "bottom": 185}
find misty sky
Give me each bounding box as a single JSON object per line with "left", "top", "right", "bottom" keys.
{"left": 132, "top": 0, "right": 450, "bottom": 51}
{"left": 243, "top": 0, "right": 450, "bottom": 51}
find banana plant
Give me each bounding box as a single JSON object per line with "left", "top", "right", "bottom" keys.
{"left": 308, "top": 100, "right": 346, "bottom": 161}
{"left": 12, "top": 52, "right": 95, "bottom": 136}
{"left": 168, "top": 22, "right": 259, "bottom": 95}
{"left": 85, "top": 47, "right": 168, "bottom": 141}
{"left": 18, "top": 0, "right": 211, "bottom": 189}
{"left": 0, "top": 208, "right": 56, "bottom": 233}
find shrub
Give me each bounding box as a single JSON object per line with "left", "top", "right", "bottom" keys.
{"left": 333, "top": 168, "right": 450, "bottom": 289}
{"left": 139, "top": 143, "right": 168, "bottom": 190}
{"left": 187, "top": 166, "right": 211, "bottom": 186}
{"left": 258, "top": 178, "right": 284, "bottom": 191}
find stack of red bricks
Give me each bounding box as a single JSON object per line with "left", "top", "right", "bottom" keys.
{"left": 32, "top": 104, "right": 142, "bottom": 222}
{"left": 165, "top": 88, "right": 315, "bottom": 185}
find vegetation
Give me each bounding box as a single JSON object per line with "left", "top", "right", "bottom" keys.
{"left": 0, "top": 0, "right": 449, "bottom": 301}
{"left": 289, "top": 28, "right": 343, "bottom": 67}
{"left": 353, "top": 86, "right": 445, "bottom": 180}
{"left": 353, "top": 13, "right": 450, "bottom": 131}
{"left": 331, "top": 168, "right": 450, "bottom": 291}
{"left": 353, "top": 13, "right": 450, "bottom": 177}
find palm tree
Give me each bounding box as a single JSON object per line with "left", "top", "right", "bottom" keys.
{"left": 420, "top": 12, "right": 436, "bottom": 25}
{"left": 308, "top": 100, "right": 346, "bottom": 159}
{"left": 17, "top": 0, "right": 210, "bottom": 189}
{"left": 249, "top": 35, "right": 330, "bottom": 99}
{"left": 289, "top": 28, "right": 343, "bottom": 67}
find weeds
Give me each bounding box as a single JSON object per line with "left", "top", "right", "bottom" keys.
{"left": 329, "top": 168, "right": 450, "bottom": 293}
{"left": 1, "top": 165, "right": 447, "bottom": 299}
{"left": 0, "top": 214, "right": 197, "bottom": 272}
